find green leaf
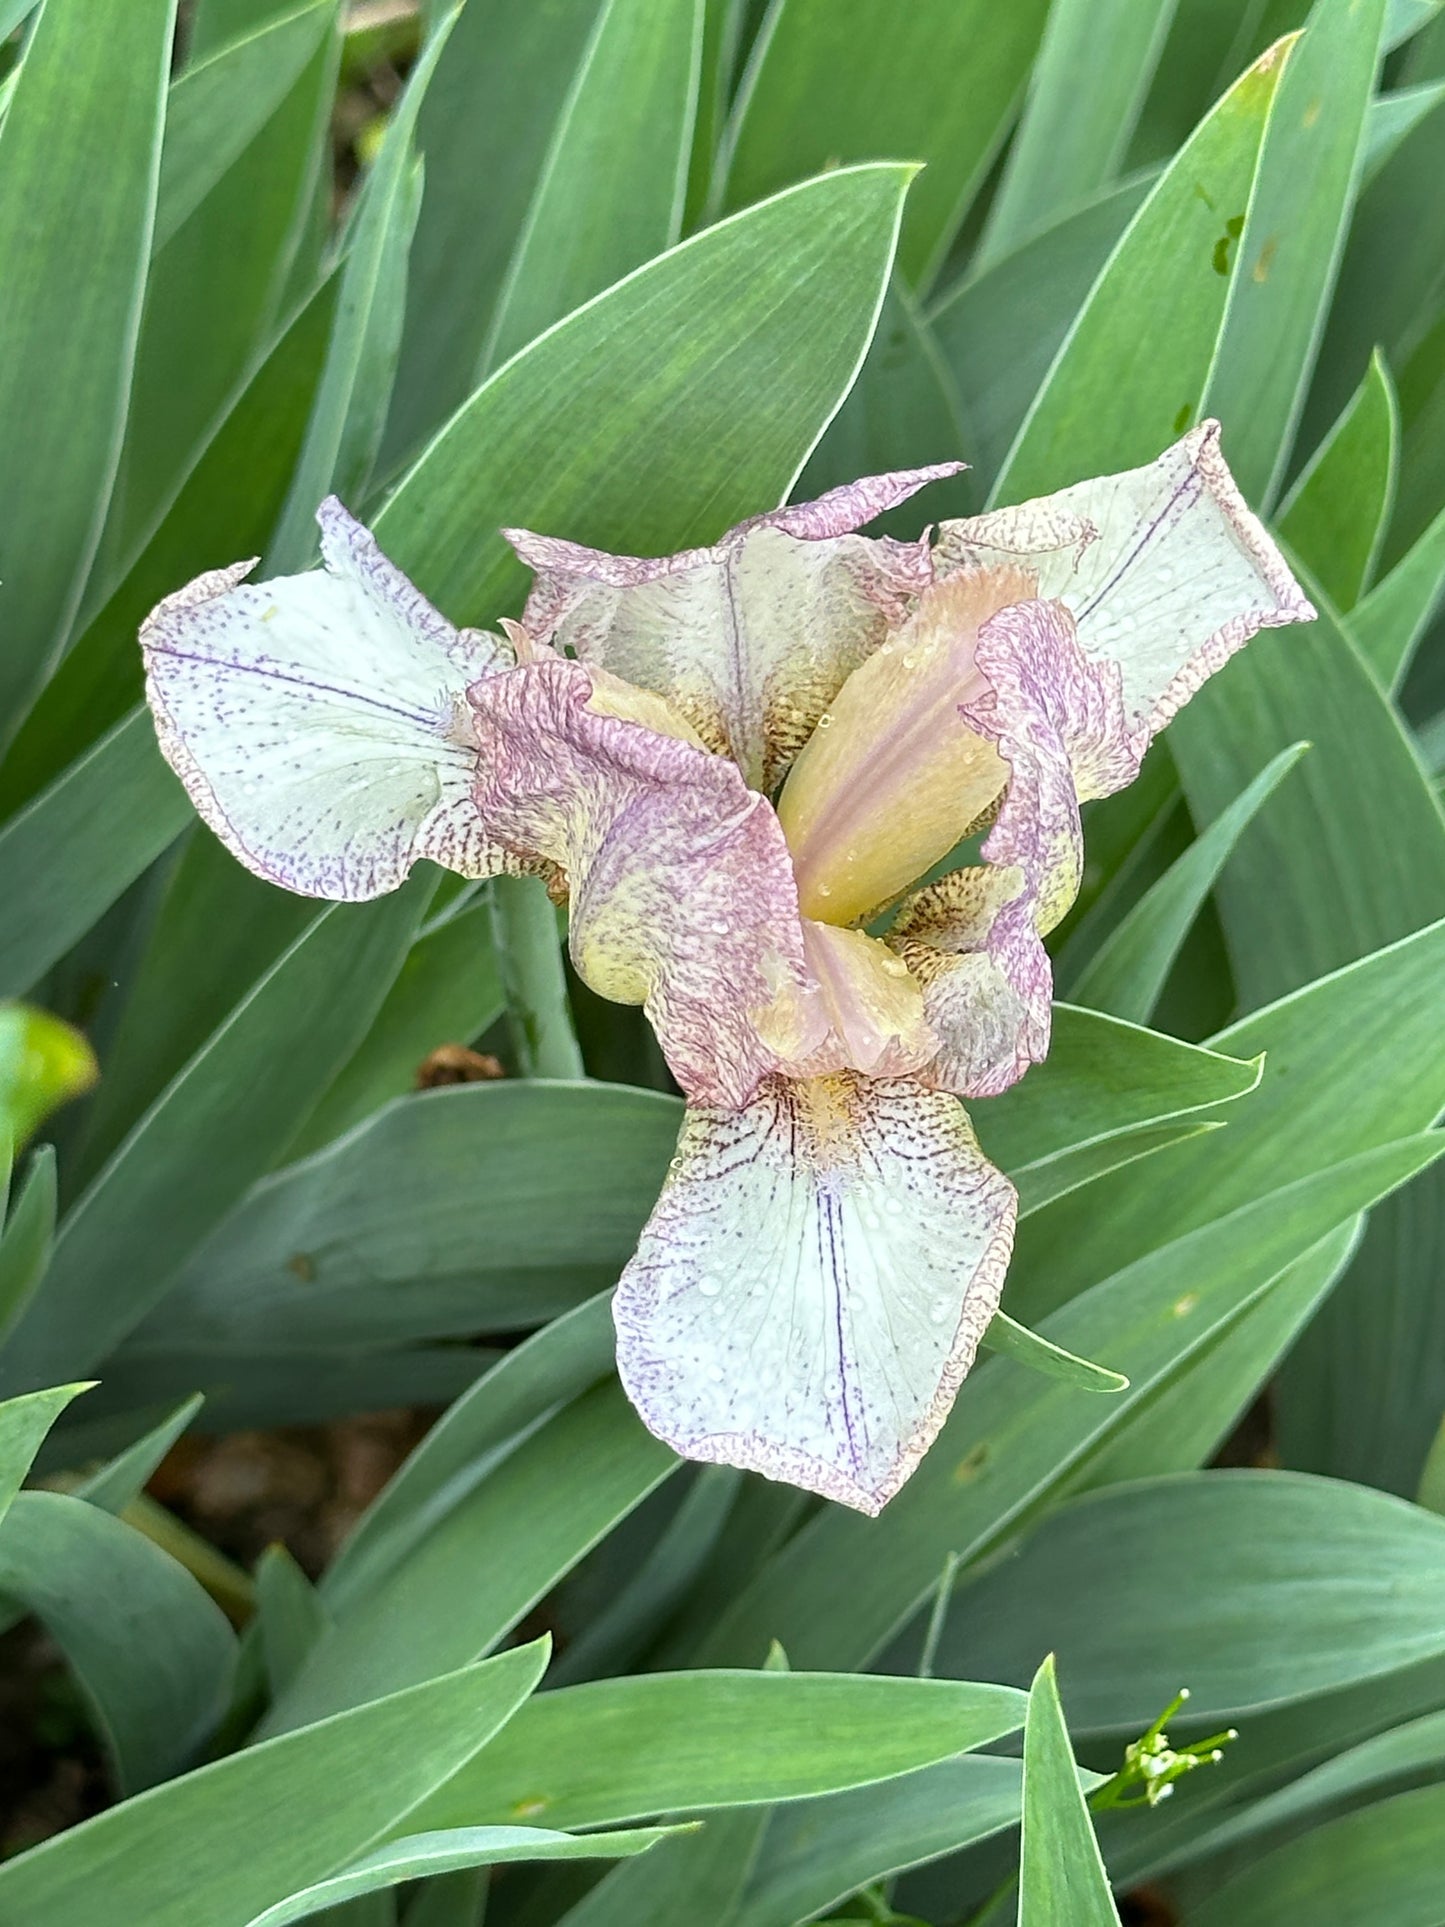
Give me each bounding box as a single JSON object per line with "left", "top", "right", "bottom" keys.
{"left": 156, "top": 0, "right": 334, "bottom": 252}
{"left": 982, "top": 1313, "right": 1128, "bottom": 1394}
{"left": 978, "top": 0, "right": 1175, "bottom": 267}
{"left": 374, "top": 163, "right": 914, "bottom": 621}
{"left": 1013, "top": 1120, "right": 1227, "bottom": 1218}
{"left": 1071, "top": 1218, "right": 1360, "bottom": 1491}
{"left": 732, "top": 1757, "right": 1067, "bottom": 1927}
{"left": 0, "top": 1644, "right": 548, "bottom": 1927}
{"left": 969, "top": 1004, "right": 1260, "bottom": 1181}
{"left": 285, "top": 894, "right": 503, "bottom": 1156}
{"left": 994, "top": 39, "right": 1289, "bottom": 507}
{"left": 0, "top": 712, "right": 189, "bottom": 998}
{"left": 482, "top": 0, "right": 702, "bottom": 373}
{"left": 71, "top": 833, "right": 316, "bottom": 1183}
{"left": 382, "top": 0, "right": 603, "bottom": 465}
{"left": 1303, "top": 68, "right": 1445, "bottom": 477}
{"left": 1007, "top": 916, "right": 1445, "bottom": 1325}
{"left": 1170, "top": 574, "right": 1445, "bottom": 1494}
{"left": 1352, "top": 501, "right": 1445, "bottom": 689}
{"left": 795, "top": 280, "right": 971, "bottom": 528}
{"left": 930, "top": 171, "right": 1153, "bottom": 497}
{"left": 1277, "top": 349, "right": 1398, "bottom": 610}
{"left": 245, "top": 1826, "right": 680, "bottom": 1927}
{"left": 695, "top": 1134, "right": 1445, "bottom": 1672}
{"left": 263, "top": 1380, "right": 674, "bottom": 1733}
{"left": 1199, "top": 0, "right": 1386, "bottom": 506}
{"left": 256, "top": 1543, "right": 332, "bottom": 1698}
{"left": 1362, "top": 77, "right": 1445, "bottom": 180}
{"left": 0, "top": 879, "right": 431, "bottom": 1391}
{"left": 1419, "top": 1414, "right": 1445, "bottom": 1513}
{"left": 553, "top": 1808, "right": 760, "bottom": 1927}
{"left": 548, "top": 1466, "right": 742, "bottom": 1688}
{"left": 0, "top": 1002, "right": 97, "bottom": 1145}
{"left": 1177, "top": 1705, "right": 1445, "bottom": 1868}
{"left": 1020, "top": 1656, "right": 1120, "bottom": 1926}
{"left": 0, "top": 1382, "right": 88, "bottom": 1521}
{"left": 73, "top": 1393, "right": 204, "bottom": 1513}
{"left": 0, "top": 277, "right": 335, "bottom": 816}
{"left": 268, "top": 11, "right": 456, "bottom": 571}
{"left": 936, "top": 1471, "right": 1445, "bottom": 1728}
{"left": 103, "top": 5, "right": 339, "bottom": 568}
{"left": 1068, "top": 744, "right": 1309, "bottom": 1024}
{"left": 135, "top": 1082, "right": 680, "bottom": 1357}
{"left": 404, "top": 1873, "right": 485, "bottom": 1927}
{"left": 69, "top": 1347, "right": 485, "bottom": 1449}
{"left": 0, "top": 0, "right": 176, "bottom": 733}
{"left": 719, "top": 0, "right": 1052, "bottom": 288}
{"left": 320, "top": 1294, "right": 617, "bottom": 1614}
{"left": 408, "top": 1670, "right": 1029, "bottom": 1833}
{"left": 1188, "top": 1783, "right": 1445, "bottom": 1927}
{"left": 0, "top": 1489, "right": 235, "bottom": 1792}
{"left": 0, "top": 1144, "right": 55, "bottom": 1346}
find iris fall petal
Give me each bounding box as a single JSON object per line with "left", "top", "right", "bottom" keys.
{"left": 613, "top": 1071, "right": 1018, "bottom": 1514}
{"left": 141, "top": 500, "right": 512, "bottom": 899}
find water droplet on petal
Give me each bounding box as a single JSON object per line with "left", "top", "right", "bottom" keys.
{"left": 815, "top": 713, "right": 833, "bottom": 730}
{"left": 707, "top": 1365, "right": 724, "bottom": 1383}
{"left": 697, "top": 1275, "right": 721, "bottom": 1297}
{"left": 816, "top": 883, "right": 832, "bottom": 900}
{"left": 930, "top": 1300, "right": 952, "bottom": 1325}
{"left": 712, "top": 920, "right": 730, "bottom": 935}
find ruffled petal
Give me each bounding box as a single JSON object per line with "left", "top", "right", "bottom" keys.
{"left": 934, "top": 421, "right": 1313, "bottom": 755}
{"left": 142, "top": 500, "right": 513, "bottom": 899}
{"left": 506, "top": 465, "right": 962, "bottom": 791}
{"left": 614, "top": 1072, "right": 1017, "bottom": 1514}
{"left": 890, "top": 595, "right": 1126, "bottom": 1097}
{"left": 466, "top": 657, "right": 828, "bottom": 1108}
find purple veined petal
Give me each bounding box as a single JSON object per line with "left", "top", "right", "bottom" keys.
{"left": 614, "top": 1071, "right": 1018, "bottom": 1515}
{"left": 935, "top": 422, "right": 1314, "bottom": 762}
{"left": 890, "top": 596, "right": 1121, "bottom": 1098}
{"left": 466, "top": 657, "right": 829, "bottom": 1109}
{"left": 142, "top": 499, "right": 514, "bottom": 900}
{"left": 504, "top": 465, "right": 964, "bottom": 792}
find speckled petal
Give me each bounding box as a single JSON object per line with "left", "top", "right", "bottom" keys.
{"left": 891, "top": 596, "right": 1129, "bottom": 1097}
{"left": 141, "top": 499, "right": 513, "bottom": 899}
{"left": 614, "top": 1072, "right": 1018, "bottom": 1514}
{"left": 935, "top": 422, "right": 1313, "bottom": 754}
{"left": 506, "top": 465, "right": 962, "bottom": 790}
{"left": 467, "top": 657, "right": 827, "bottom": 1108}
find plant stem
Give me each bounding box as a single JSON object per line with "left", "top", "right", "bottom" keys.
{"left": 488, "top": 875, "right": 585, "bottom": 1080}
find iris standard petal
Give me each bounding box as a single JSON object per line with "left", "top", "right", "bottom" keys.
{"left": 890, "top": 595, "right": 1127, "bottom": 1097}
{"left": 142, "top": 500, "right": 513, "bottom": 899}
{"left": 467, "top": 657, "right": 827, "bottom": 1108}
{"left": 614, "top": 1071, "right": 1018, "bottom": 1514}
{"left": 505, "top": 465, "right": 961, "bottom": 791}
{"left": 934, "top": 420, "right": 1313, "bottom": 757}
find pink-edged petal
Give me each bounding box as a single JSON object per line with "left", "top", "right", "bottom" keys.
{"left": 142, "top": 499, "right": 512, "bottom": 900}
{"left": 935, "top": 422, "right": 1313, "bottom": 759}
{"left": 890, "top": 595, "right": 1125, "bottom": 1097}
{"left": 505, "top": 466, "right": 962, "bottom": 791}
{"left": 466, "top": 657, "right": 827, "bottom": 1108}
{"left": 614, "top": 1072, "right": 1017, "bottom": 1514}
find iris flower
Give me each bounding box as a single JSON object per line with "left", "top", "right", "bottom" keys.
{"left": 142, "top": 424, "right": 1311, "bottom": 1513}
